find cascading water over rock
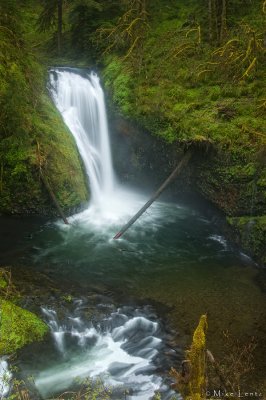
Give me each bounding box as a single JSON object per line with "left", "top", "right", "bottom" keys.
{"left": 49, "top": 69, "right": 116, "bottom": 205}
{"left": 49, "top": 68, "right": 148, "bottom": 226}
{"left": 0, "top": 358, "right": 11, "bottom": 397}
{"left": 31, "top": 301, "right": 178, "bottom": 400}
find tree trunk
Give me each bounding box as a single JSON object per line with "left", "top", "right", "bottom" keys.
{"left": 57, "top": 0, "right": 63, "bottom": 56}
{"left": 208, "top": 0, "right": 213, "bottom": 42}
{"left": 212, "top": 0, "right": 218, "bottom": 44}
{"left": 113, "top": 150, "right": 192, "bottom": 239}
{"left": 220, "top": 0, "right": 227, "bottom": 43}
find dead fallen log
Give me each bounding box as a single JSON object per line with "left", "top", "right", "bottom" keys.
{"left": 113, "top": 149, "right": 193, "bottom": 239}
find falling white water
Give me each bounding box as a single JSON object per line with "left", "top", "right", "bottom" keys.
{"left": 49, "top": 68, "right": 153, "bottom": 229}
{"left": 0, "top": 358, "right": 11, "bottom": 398}
{"left": 49, "top": 69, "right": 116, "bottom": 205}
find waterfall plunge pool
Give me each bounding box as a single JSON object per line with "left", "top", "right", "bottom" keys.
{"left": 0, "top": 68, "right": 265, "bottom": 398}
{"left": 1, "top": 201, "right": 265, "bottom": 399}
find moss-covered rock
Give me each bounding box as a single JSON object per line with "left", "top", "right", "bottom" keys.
{"left": 0, "top": 93, "right": 89, "bottom": 216}
{"left": 0, "top": 299, "right": 48, "bottom": 355}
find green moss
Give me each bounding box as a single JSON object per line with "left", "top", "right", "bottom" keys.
{"left": 187, "top": 315, "right": 207, "bottom": 400}
{"left": 171, "top": 315, "right": 207, "bottom": 400}
{"left": 0, "top": 2, "right": 89, "bottom": 216}
{"left": 62, "top": 294, "right": 73, "bottom": 303}
{"left": 0, "top": 278, "right": 7, "bottom": 289}
{"left": 0, "top": 299, "right": 48, "bottom": 355}
{"left": 0, "top": 91, "right": 89, "bottom": 215}
{"left": 102, "top": 1, "right": 265, "bottom": 227}
{"left": 104, "top": 57, "right": 133, "bottom": 115}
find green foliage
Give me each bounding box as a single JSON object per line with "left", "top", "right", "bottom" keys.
{"left": 96, "top": 0, "right": 149, "bottom": 65}
{"left": 68, "top": 0, "right": 107, "bottom": 58}
{"left": 36, "top": 0, "right": 120, "bottom": 59}
{"left": 62, "top": 294, "right": 73, "bottom": 303}
{"left": 101, "top": 0, "right": 265, "bottom": 149}
{"left": 37, "top": 0, "right": 58, "bottom": 32}
{"left": 0, "top": 277, "right": 7, "bottom": 289}
{"left": 104, "top": 57, "right": 133, "bottom": 115}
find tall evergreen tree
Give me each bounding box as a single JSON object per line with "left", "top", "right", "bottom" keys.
{"left": 37, "top": 0, "right": 64, "bottom": 55}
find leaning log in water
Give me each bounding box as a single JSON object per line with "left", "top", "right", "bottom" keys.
{"left": 113, "top": 149, "right": 193, "bottom": 239}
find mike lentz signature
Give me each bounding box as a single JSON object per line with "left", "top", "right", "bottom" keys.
{"left": 204, "top": 389, "right": 263, "bottom": 398}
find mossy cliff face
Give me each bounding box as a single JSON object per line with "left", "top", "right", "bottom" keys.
{"left": 0, "top": 1, "right": 89, "bottom": 216}
{"left": 196, "top": 152, "right": 266, "bottom": 265}
{"left": 195, "top": 151, "right": 266, "bottom": 217}
{"left": 0, "top": 93, "right": 89, "bottom": 216}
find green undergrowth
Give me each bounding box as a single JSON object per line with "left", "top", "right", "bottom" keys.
{"left": 103, "top": 0, "right": 265, "bottom": 148}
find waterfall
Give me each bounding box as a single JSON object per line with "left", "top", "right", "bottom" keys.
{"left": 49, "top": 68, "right": 151, "bottom": 228}
{"left": 49, "top": 69, "right": 116, "bottom": 205}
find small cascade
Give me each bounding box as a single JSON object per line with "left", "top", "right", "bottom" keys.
{"left": 41, "top": 307, "right": 66, "bottom": 353}
{"left": 49, "top": 69, "right": 116, "bottom": 205}
{"left": 0, "top": 358, "right": 11, "bottom": 397}
{"left": 33, "top": 301, "right": 177, "bottom": 400}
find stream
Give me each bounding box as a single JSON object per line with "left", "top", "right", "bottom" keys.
{"left": 0, "top": 69, "right": 265, "bottom": 399}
